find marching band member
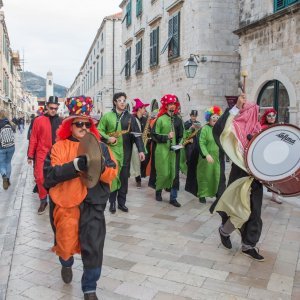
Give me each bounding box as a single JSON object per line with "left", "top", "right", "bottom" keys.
{"left": 151, "top": 94, "right": 183, "bottom": 207}
{"left": 211, "top": 94, "right": 265, "bottom": 261}
{"left": 98, "top": 92, "right": 145, "bottom": 213}
{"left": 197, "top": 106, "right": 224, "bottom": 203}
{"left": 43, "top": 96, "right": 118, "bottom": 300}
{"left": 130, "top": 98, "right": 150, "bottom": 188}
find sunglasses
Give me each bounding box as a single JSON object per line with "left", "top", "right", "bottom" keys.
{"left": 48, "top": 106, "right": 58, "bottom": 111}
{"left": 72, "top": 121, "right": 92, "bottom": 129}
{"left": 266, "top": 114, "right": 276, "bottom": 118}
{"left": 117, "top": 99, "right": 127, "bottom": 103}
{"left": 211, "top": 116, "right": 220, "bottom": 121}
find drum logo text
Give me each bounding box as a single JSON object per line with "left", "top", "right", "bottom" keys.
{"left": 276, "top": 133, "right": 296, "bottom": 145}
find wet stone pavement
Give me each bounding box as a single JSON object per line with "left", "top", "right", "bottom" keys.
{"left": 1, "top": 132, "right": 300, "bottom": 300}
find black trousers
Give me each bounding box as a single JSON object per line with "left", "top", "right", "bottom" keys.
{"left": 109, "top": 165, "right": 129, "bottom": 205}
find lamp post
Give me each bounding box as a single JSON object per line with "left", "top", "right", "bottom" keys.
{"left": 184, "top": 54, "right": 203, "bottom": 78}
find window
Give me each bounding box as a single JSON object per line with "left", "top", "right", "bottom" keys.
{"left": 101, "top": 56, "right": 104, "bottom": 77}
{"left": 96, "top": 61, "right": 99, "bottom": 80}
{"left": 120, "top": 47, "right": 131, "bottom": 78}
{"left": 258, "top": 80, "right": 290, "bottom": 123}
{"left": 136, "top": 0, "right": 142, "bottom": 17}
{"left": 132, "top": 39, "right": 142, "bottom": 72}
{"left": 122, "top": 0, "right": 132, "bottom": 27}
{"left": 161, "top": 12, "right": 180, "bottom": 59}
{"left": 150, "top": 27, "right": 159, "bottom": 66}
{"left": 274, "top": 0, "right": 299, "bottom": 12}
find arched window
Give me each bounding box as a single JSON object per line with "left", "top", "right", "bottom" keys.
{"left": 257, "top": 80, "right": 290, "bottom": 123}
{"left": 49, "top": 80, "right": 52, "bottom": 85}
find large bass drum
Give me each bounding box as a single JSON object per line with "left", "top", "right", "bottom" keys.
{"left": 245, "top": 124, "right": 300, "bottom": 197}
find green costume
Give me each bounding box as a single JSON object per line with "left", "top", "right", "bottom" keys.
{"left": 153, "top": 114, "right": 176, "bottom": 191}
{"left": 98, "top": 112, "right": 124, "bottom": 192}
{"left": 197, "top": 124, "right": 220, "bottom": 198}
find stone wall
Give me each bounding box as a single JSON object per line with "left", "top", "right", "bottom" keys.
{"left": 239, "top": 11, "right": 300, "bottom": 126}
{"left": 120, "top": 0, "right": 240, "bottom": 123}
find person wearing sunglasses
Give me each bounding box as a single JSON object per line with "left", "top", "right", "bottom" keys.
{"left": 43, "top": 96, "right": 117, "bottom": 300}
{"left": 98, "top": 92, "right": 145, "bottom": 214}
{"left": 260, "top": 108, "right": 282, "bottom": 204}
{"left": 27, "top": 96, "right": 62, "bottom": 214}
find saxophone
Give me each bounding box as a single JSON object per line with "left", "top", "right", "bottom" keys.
{"left": 108, "top": 120, "right": 131, "bottom": 139}
{"left": 182, "top": 128, "right": 200, "bottom": 146}
{"left": 142, "top": 115, "right": 151, "bottom": 148}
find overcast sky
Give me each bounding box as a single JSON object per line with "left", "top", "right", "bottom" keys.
{"left": 4, "top": 0, "right": 122, "bottom": 87}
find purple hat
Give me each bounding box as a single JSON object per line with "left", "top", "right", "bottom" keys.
{"left": 132, "top": 98, "right": 149, "bottom": 113}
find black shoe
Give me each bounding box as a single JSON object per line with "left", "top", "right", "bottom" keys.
{"left": 61, "top": 266, "right": 73, "bottom": 284}
{"left": 84, "top": 292, "right": 98, "bottom": 300}
{"left": 155, "top": 192, "right": 162, "bottom": 201}
{"left": 37, "top": 202, "right": 48, "bottom": 215}
{"left": 33, "top": 184, "right": 38, "bottom": 193}
{"left": 109, "top": 202, "right": 116, "bottom": 214}
{"left": 199, "top": 197, "right": 206, "bottom": 204}
{"left": 169, "top": 200, "right": 181, "bottom": 207}
{"left": 2, "top": 176, "right": 9, "bottom": 190}
{"left": 218, "top": 227, "right": 232, "bottom": 249}
{"left": 242, "top": 248, "right": 264, "bottom": 261}
{"left": 118, "top": 204, "right": 128, "bottom": 212}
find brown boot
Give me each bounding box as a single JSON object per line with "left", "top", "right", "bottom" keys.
{"left": 2, "top": 176, "right": 9, "bottom": 190}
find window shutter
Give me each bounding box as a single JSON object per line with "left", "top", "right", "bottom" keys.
{"left": 172, "top": 13, "right": 180, "bottom": 57}
{"left": 154, "top": 27, "right": 159, "bottom": 65}
{"left": 150, "top": 31, "right": 153, "bottom": 65}
{"left": 274, "top": 0, "right": 286, "bottom": 11}
{"left": 287, "top": 0, "right": 297, "bottom": 4}
{"left": 126, "top": 0, "right": 132, "bottom": 26}
{"left": 136, "top": 0, "right": 142, "bottom": 17}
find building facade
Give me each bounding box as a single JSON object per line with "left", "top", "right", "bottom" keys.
{"left": 0, "top": 3, "right": 26, "bottom": 119}
{"left": 119, "top": 0, "right": 240, "bottom": 121}
{"left": 67, "top": 13, "right": 122, "bottom": 115}
{"left": 236, "top": 0, "right": 300, "bottom": 126}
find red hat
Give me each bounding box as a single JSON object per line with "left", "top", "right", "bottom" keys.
{"left": 132, "top": 98, "right": 149, "bottom": 113}
{"left": 157, "top": 94, "right": 180, "bottom": 118}
{"left": 65, "top": 96, "right": 93, "bottom": 119}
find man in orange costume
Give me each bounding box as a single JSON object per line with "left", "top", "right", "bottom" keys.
{"left": 28, "top": 96, "right": 62, "bottom": 214}
{"left": 44, "top": 96, "right": 117, "bottom": 300}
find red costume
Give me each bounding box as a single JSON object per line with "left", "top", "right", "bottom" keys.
{"left": 260, "top": 108, "right": 277, "bottom": 130}
{"left": 28, "top": 114, "right": 61, "bottom": 200}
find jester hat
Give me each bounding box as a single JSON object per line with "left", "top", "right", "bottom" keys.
{"left": 204, "top": 106, "right": 222, "bottom": 122}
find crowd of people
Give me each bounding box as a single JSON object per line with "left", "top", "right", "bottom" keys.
{"left": 0, "top": 92, "right": 285, "bottom": 300}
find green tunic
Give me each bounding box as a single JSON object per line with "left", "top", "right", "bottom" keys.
{"left": 98, "top": 112, "right": 124, "bottom": 192}
{"left": 197, "top": 124, "right": 220, "bottom": 198}
{"left": 154, "top": 114, "right": 176, "bottom": 191}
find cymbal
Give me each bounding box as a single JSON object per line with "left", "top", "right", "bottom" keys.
{"left": 77, "top": 132, "right": 102, "bottom": 188}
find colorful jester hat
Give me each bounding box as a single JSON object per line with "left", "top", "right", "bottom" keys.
{"left": 204, "top": 106, "right": 222, "bottom": 122}
{"left": 65, "top": 96, "right": 94, "bottom": 119}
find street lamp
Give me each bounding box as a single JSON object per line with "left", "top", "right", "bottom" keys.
{"left": 184, "top": 54, "right": 207, "bottom": 78}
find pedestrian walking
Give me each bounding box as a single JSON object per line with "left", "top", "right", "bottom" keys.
{"left": 0, "top": 110, "right": 15, "bottom": 190}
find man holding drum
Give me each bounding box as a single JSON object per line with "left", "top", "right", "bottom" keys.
{"left": 211, "top": 94, "right": 265, "bottom": 261}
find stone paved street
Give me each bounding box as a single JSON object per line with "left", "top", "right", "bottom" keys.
{"left": 1, "top": 133, "right": 300, "bottom": 300}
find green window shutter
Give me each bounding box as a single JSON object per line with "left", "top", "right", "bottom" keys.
{"left": 136, "top": 0, "right": 142, "bottom": 17}
{"left": 287, "top": 0, "right": 298, "bottom": 4}
{"left": 126, "top": 0, "right": 132, "bottom": 26}
{"left": 154, "top": 27, "right": 159, "bottom": 65}
{"left": 274, "top": 0, "right": 286, "bottom": 11}
{"left": 150, "top": 31, "right": 153, "bottom": 65}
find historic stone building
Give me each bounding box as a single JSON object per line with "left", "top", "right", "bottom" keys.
{"left": 67, "top": 13, "right": 122, "bottom": 115}
{"left": 119, "top": 0, "right": 240, "bottom": 121}
{"left": 236, "top": 0, "right": 300, "bottom": 126}
{"left": 0, "top": 2, "right": 25, "bottom": 119}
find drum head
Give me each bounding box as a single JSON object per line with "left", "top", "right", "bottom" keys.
{"left": 246, "top": 124, "right": 300, "bottom": 181}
